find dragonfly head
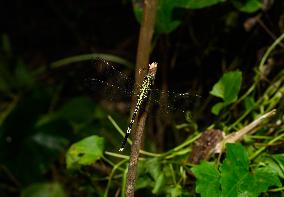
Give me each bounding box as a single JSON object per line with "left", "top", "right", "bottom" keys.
{"left": 148, "top": 62, "right": 158, "bottom": 78}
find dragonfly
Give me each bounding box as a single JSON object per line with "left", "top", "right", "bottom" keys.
{"left": 85, "top": 59, "right": 200, "bottom": 151}
{"left": 119, "top": 62, "right": 157, "bottom": 151}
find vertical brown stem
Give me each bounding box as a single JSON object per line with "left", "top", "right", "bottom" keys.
{"left": 126, "top": 110, "right": 148, "bottom": 196}
{"left": 126, "top": 0, "right": 158, "bottom": 196}
{"left": 134, "top": 0, "right": 158, "bottom": 87}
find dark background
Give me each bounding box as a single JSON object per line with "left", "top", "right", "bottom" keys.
{"left": 0, "top": 0, "right": 283, "bottom": 196}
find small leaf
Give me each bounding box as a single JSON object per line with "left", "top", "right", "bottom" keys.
{"left": 21, "top": 182, "right": 66, "bottom": 197}
{"left": 2, "top": 34, "right": 12, "bottom": 55}
{"left": 58, "top": 97, "right": 96, "bottom": 124}
{"left": 210, "top": 71, "right": 242, "bottom": 115}
{"left": 178, "top": 0, "right": 225, "bottom": 9}
{"left": 231, "top": 0, "right": 262, "bottom": 13}
{"left": 266, "top": 154, "right": 284, "bottom": 179}
{"left": 191, "top": 161, "right": 221, "bottom": 197}
{"left": 135, "top": 175, "right": 153, "bottom": 190}
{"left": 145, "top": 158, "right": 162, "bottom": 180}
{"left": 66, "top": 135, "right": 104, "bottom": 170}
{"left": 152, "top": 173, "right": 165, "bottom": 194}
{"left": 210, "top": 71, "right": 242, "bottom": 103}
{"left": 244, "top": 96, "right": 256, "bottom": 111}
{"left": 136, "top": 159, "right": 156, "bottom": 190}
{"left": 132, "top": 0, "right": 225, "bottom": 33}
{"left": 211, "top": 102, "right": 226, "bottom": 115}
{"left": 32, "top": 132, "right": 69, "bottom": 151}
{"left": 167, "top": 184, "right": 182, "bottom": 197}
{"left": 273, "top": 154, "right": 284, "bottom": 168}
{"left": 14, "top": 60, "right": 34, "bottom": 88}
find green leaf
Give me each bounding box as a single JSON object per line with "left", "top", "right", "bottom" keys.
{"left": 265, "top": 154, "right": 284, "bottom": 179}
{"left": 145, "top": 158, "right": 162, "bottom": 180}
{"left": 21, "top": 182, "right": 66, "bottom": 197}
{"left": 210, "top": 71, "right": 242, "bottom": 102}
{"left": 31, "top": 132, "right": 69, "bottom": 151}
{"left": 155, "top": 0, "right": 182, "bottom": 33}
{"left": 136, "top": 159, "right": 156, "bottom": 190}
{"left": 58, "top": 97, "right": 96, "bottom": 124}
{"left": 192, "top": 144, "right": 281, "bottom": 197}
{"left": 192, "top": 161, "right": 221, "bottom": 197}
{"left": 231, "top": 0, "right": 262, "bottom": 13}
{"left": 14, "top": 60, "right": 34, "bottom": 88}
{"left": 167, "top": 184, "right": 182, "bottom": 197}
{"left": 273, "top": 154, "right": 284, "bottom": 168}
{"left": 2, "top": 34, "right": 12, "bottom": 55}
{"left": 220, "top": 143, "right": 281, "bottom": 197}
{"left": 135, "top": 175, "right": 153, "bottom": 190}
{"left": 136, "top": 158, "right": 170, "bottom": 193}
{"left": 210, "top": 71, "right": 242, "bottom": 115}
{"left": 244, "top": 96, "right": 256, "bottom": 111}
{"left": 152, "top": 173, "right": 165, "bottom": 194}
{"left": 66, "top": 135, "right": 104, "bottom": 170}
{"left": 178, "top": 0, "right": 225, "bottom": 9}
{"left": 240, "top": 167, "right": 281, "bottom": 196}
{"left": 220, "top": 144, "right": 250, "bottom": 197}
{"left": 211, "top": 102, "right": 226, "bottom": 115}
{"left": 132, "top": 0, "right": 225, "bottom": 34}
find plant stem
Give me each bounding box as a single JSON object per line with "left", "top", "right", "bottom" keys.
{"left": 125, "top": 0, "right": 158, "bottom": 196}
{"left": 50, "top": 53, "right": 133, "bottom": 68}
{"left": 249, "top": 129, "right": 284, "bottom": 160}
{"left": 220, "top": 32, "right": 284, "bottom": 120}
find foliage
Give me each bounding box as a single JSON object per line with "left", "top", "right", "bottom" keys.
{"left": 133, "top": 0, "right": 263, "bottom": 33}
{"left": 0, "top": 0, "right": 284, "bottom": 196}
{"left": 210, "top": 71, "right": 242, "bottom": 115}
{"left": 66, "top": 135, "right": 105, "bottom": 170}
{"left": 21, "top": 182, "right": 66, "bottom": 197}
{"left": 191, "top": 162, "right": 221, "bottom": 197}
{"left": 192, "top": 143, "right": 281, "bottom": 197}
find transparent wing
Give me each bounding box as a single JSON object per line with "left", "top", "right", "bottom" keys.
{"left": 84, "top": 59, "right": 135, "bottom": 102}
{"left": 83, "top": 59, "right": 201, "bottom": 115}
{"left": 149, "top": 89, "right": 201, "bottom": 114}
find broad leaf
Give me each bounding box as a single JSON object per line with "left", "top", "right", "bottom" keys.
{"left": 210, "top": 71, "right": 242, "bottom": 102}
{"left": 231, "top": 0, "right": 262, "bottom": 13}
{"left": 167, "top": 184, "right": 182, "bottom": 197}
{"left": 178, "top": 0, "right": 225, "bottom": 9}
{"left": 191, "top": 161, "right": 221, "bottom": 197}
{"left": 192, "top": 144, "right": 281, "bottom": 197}
{"left": 31, "top": 132, "right": 68, "bottom": 151}
{"left": 220, "top": 143, "right": 281, "bottom": 197}
{"left": 132, "top": 0, "right": 225, "bottom": 33}
{"left": 210, "top": 71, "right": 242, "bottom": 115}
{"left": 136, "top": 158, "right": 172, "bottom": 194}
{"left": 211, "top": 102, "right": 226, "bottom": 115}
{"left": 264, "top": 154, "right": 284, "bottom": 179}
{"left": 66, "top": 135, "right": 104, "bottom": 170}
{"left": 152, "top": 173, "right": 165, "bottom": 194}
{"left": 220, "top": 144, "right": 250, "bottom": 197}
{"left": 14, "top": 60, "right": 34, "bottom": 89}
{"left": 240, "top": 167, "right": 281, "bottom": 196}
{"left": 244, "top": 96, "right": 256, "bottom": 111}
{"left": 21, "top": 182, "right": 66, "bottom": 197}
{"left": 145, "top": 158, "right": 162, "bottom": 180}
{"left": 58, "top": 97, "right": 96, "bottom": 124}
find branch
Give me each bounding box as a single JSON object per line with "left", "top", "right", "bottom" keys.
{"left": 125, "top": 0, "right": 158, "bottom": 196}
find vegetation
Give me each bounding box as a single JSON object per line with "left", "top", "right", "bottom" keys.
{"left": 0, "top": 0, "right": 283, "bottom": 196}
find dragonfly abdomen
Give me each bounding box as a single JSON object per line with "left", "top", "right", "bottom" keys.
{"left": 118, "top": 63, "right": 157, "bottom": 151}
